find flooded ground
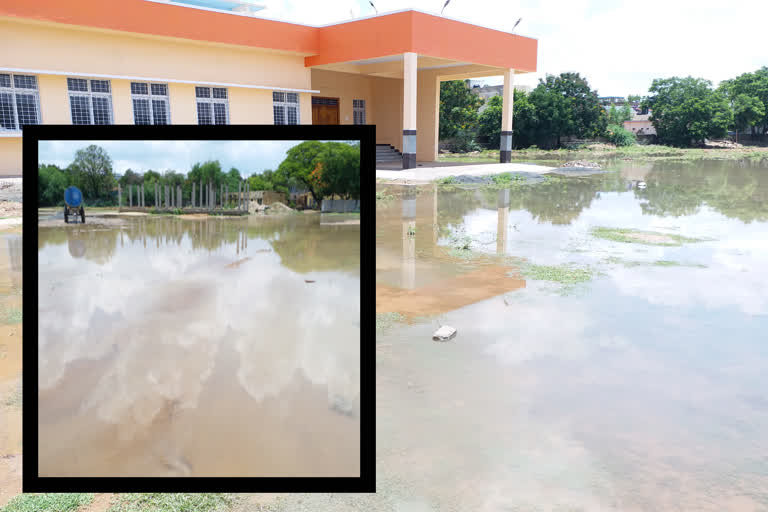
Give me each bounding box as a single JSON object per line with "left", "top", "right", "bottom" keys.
{"left": 36, "top": 214, "right": 360, "bottom": 478}
{"left": 368, "top": 159, "right": 768, "bottom": 511}
{"left": 0, "top": 234, "right": 23, "bottom": 506}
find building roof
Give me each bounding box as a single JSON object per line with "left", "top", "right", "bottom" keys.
{"left": 1, "top": 0, "right": 537, "bottom": 72}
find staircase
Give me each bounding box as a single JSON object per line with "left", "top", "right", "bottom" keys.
{"left": 376, "top": 144, "right": 402, "bottom": 164}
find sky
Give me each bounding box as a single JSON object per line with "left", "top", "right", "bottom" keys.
{"left": 38, "top": 140, "right": 306, "bottom": 176}
{"left": 250, "top": 0, "right": 768, "bottom": 96}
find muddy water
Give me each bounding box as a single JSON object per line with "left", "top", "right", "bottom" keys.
{"left": 371, "top": 161, "right": 768, "bottom": 511}
{"left": 0, "top": 234, "right": 23, "bottom": 505}
{"left": 37, "top": 214, "right": 360, "bottom": 478}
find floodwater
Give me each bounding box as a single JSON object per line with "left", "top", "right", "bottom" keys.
{"left": 37, "top": 214, "right": 360, "bottom": 477}
{"left": 369, "top": 160, "right": 768, "bottom": 512}
{"left": 0, "top": 234, "right": 23, "bottom": 505}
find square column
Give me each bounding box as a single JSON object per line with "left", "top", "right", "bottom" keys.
{"left": 402, "top": 52, "right": 418, "bottom": 169}
{"left": 500, "top": 68, "right": 515, "bottom": 163}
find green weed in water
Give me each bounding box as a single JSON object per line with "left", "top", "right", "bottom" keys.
{"left": 1, "top": 493, "right": 93, "bottom": 512}
{"left": 591, "top": 227, "right": 707, "bottom": 246}
{"left": 436, "top": 176, "right": 458, "bottom": 185}
{"left": 376, "top": 312, "right": 406, "bottom": 333}
{"left": 603, "top": 257, "right": 707, "bottom": 268}
{"left": 2, "top": 307, "right": 22, "bottom": 324}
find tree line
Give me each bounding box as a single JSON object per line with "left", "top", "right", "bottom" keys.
{"left": 38, "top": 141, "right": 360, "bottom": 207}
{"left": 441, "top": 66, "right": 768, "bottom": 149}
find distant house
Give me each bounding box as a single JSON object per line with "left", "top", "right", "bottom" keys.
{"left": 623, "top": 113, "right": 656, "bottom": 136}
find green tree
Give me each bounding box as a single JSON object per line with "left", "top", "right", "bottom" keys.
{"left": 527, "top": 73, "right": 605, "bottom": 148}
{"left": 439, "top": 80, "right": 483, "bottom": 140}
{"left": 718, "top": 67, "right": 768, "bottom": 138}
{"left": 69, "top": 144, "right": 116, "bottom": 201}
{"left": 38, "top": 164, "right": 68, "bottom": 206}
{"left": 607, "top": 103, "right": 633, "bottom": 125}
{"left": 644, "top": 76, "right": 733, "bottom": 146}
{"left": 277, "top": 141, "right": 360, "bottom": 203}
{"left": 732, "top": 93, "right": 765, "bottom": 136}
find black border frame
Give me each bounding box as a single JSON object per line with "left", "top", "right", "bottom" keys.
{"left": 22, "top": 124, "right": 375, "bottom": 493}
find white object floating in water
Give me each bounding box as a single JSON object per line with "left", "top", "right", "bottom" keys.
{"left": 432, "top": 325, "right": 457, "bottom": 342}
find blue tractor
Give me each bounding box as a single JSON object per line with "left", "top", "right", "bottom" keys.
{"left": 64, "top": 186, "right": 86, "bottom": 224}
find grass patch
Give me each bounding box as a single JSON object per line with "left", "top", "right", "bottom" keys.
{"left": 490, "top": 172, "right": 527, "bottom": 187}
{"left": 1, "top": 307, "right": 22, "bottom": 324}
{"left": 522, "top": 263, "right": 596, "bottom": 286}
{"left": 376, "top": 312, "right": 406, "bottom": 333}
{"left": 437, "top": 144, "right": 768, "bottom": 164}
{"left": 108, "top": 494, "right": 233, "bottom": 512}
{"left": 591, "top": 227, "right": 707, "bottom": 246}
{"left": 603, "top": 257, "right": 707, "bottom": 268}
{"left": 0, "top": 494, "right": 93, "bottom": 512}
{"left": 517, "top": 262, "right": 599, "bottom": 295}
{"left": 436, "top": 176, "right": 458, "bottom": 185}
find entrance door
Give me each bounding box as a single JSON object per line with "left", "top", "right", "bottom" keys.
{"left": 312, "top": 97, "right": 340, "bottom": 125}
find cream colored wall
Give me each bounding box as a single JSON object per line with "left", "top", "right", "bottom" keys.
{"left": 2, "top": 18, "right": 312, "bottom": 90}
{"left": 416, "top": 70, "right": 440, "bottom": 162}
{"left": 168, "top": 83, "right": 197, "bottom": 124}
{"left": 371, "top": 76, "right": 403, "bottom": 151}
{"left": 228, "top": 88, "right": 274, "bottom": 124}
{"left": 310, "top": 69, "right": 374, "bottom": 125}
{"left": 37, "top": 75, "right": 69, "bottom": 124}
{"left": 299, "top": 93, "right": 312, "bottom": 125}
{"left": 0, "top": 138, "right": 22, "bottom": 176}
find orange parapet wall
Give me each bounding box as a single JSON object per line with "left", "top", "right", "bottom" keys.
{"left": 308, "top": 11, "right": 537, "bottom": 72}
{"left": 1, "top": 1, "right": 537, "bottom": 73}
{"left": 0, "top": 0, "right": 319, "bottom": 55}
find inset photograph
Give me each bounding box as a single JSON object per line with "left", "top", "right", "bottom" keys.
{"left": 25, "top": 126, "right": 372, "bottom": 492}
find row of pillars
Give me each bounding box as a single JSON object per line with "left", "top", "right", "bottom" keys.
{"left": 400, "top": 52, "right": 515, "bottom": 168}
{"left": 117, "top": 180, "right": 251, "bottom": 211}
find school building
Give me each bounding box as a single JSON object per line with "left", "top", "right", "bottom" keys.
{"left": 0, "top": 0, "right": 538, "bottom": 175}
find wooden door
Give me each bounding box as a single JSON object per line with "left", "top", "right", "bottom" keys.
{"left": 311, "top": 97, "right": 340, "bottom": 125}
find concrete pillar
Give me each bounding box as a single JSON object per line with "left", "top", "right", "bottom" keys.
{"left": 199, "top": 180, "right": 203, "bottom": 208}
{"left": 246, "top": 181, "right": 249, "bottom": 213}
{"left": 129, "top": 184, "right": 132, "bottom": 207}
{"left": 155, "top": 183, "right": 158, "bottom": 208}
{"left": 178, "top": 185, "right": 182, "bottom": 208}
{"left": 165, "top": 185, "right": 169, "bottom": 209}
{"left": 402, "top": 51, "right": 418, "bottom": 169}
{"left": 500, "top": 68, "right": 515, "bottom": 163}
{"left": 141, "top": 184, "right": 144, "bottom": 207}
{"left": 238, "top": 181, "right": 242, "bottom": 210}
{"left": 192, "top": 182, "right": 195, "bottom": 208}
{"left": 118, "top": 184, "right": 122, "bottom": 208}
{"left": 226, "top": 184, "right": 229, "bottom": 208}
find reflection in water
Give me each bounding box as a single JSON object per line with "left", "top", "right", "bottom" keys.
{"left": 38, "top": 215, "right": 360, "bottom": 477}
{"left": 373, "top": 161, "right": 768, "bottom": 511}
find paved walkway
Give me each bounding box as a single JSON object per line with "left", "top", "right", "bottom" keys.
{"left": 376, "top": 162, "right": 556, "bottom": 183}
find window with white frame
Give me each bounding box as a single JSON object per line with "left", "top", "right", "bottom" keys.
{"left": 196, "top": 86, "right": 229, "bottom": 125}
{"left": 67, "top": 78, "right": 113, "bottom": 125}
{"left": 0, "top": 73, "right": 41, "bottom": 131}
{"left": 131, "top": 82, "right": 170, "bottom": 125}
{"left": 273, "top": 92, "right": 300, "bottom": 125}
{"left": 353, "top": 99, "right": 366, "bottom": 125}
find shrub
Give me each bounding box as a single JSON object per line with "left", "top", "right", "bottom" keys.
{"left": 443, "top": 129, "right": 482, "bottom": 153}
{"left": 605, "top": 124, "right": 637, "bottom": 146}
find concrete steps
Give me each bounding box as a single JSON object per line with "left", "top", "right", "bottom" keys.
{"left": 376, "top": 144, "right": 402, "bottom": 163}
